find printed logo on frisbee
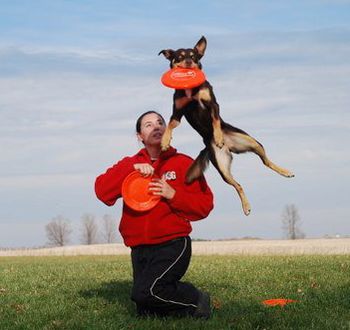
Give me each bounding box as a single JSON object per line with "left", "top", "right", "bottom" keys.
{"left": 170, "top": 70, "right": 196, "bottom": 81}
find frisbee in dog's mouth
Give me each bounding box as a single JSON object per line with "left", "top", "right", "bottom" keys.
{"left": 161, "top": 67, "right": 206, "bottom": 89}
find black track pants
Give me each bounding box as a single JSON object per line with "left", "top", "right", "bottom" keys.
{"left": 130, "top": 236, "right": 200, "bottom": 317}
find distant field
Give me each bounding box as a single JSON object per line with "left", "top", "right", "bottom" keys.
{"left": 1, "top": 238, "right": 350, "bottom": 257}
{"left": 1, "top": 254, "right": 350, "bottom": 329}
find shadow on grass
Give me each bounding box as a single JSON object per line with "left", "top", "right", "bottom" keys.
{"left": 80, "top": 280, "right": 135, "bottom": 315}
{"left": 79, "top": 280, "right": 350, "bottom": 328}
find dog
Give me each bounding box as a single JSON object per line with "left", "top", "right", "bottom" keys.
{"left": 159, "top": 36, "right": 294, "bottom": 215}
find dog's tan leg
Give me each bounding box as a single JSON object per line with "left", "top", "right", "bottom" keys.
{"left": 211, "top": 142, "right": 251, "bottom": 215}
{"left": 196, "top": 87, "right": 224, "bottom": 148}
{"left": 258, "top": 150, "right": 294, "bottom": 177}
{"left": 194, "top": 88, "right": 211, "bottom": 106}
{"left": 226, "top": 132, "right": 294, "bottom": 178}
{"left": 161, "top": 119, "right": 180, "bottom": 151}
{"left": 212, "top": 116, "right": 224, "bottom": 148}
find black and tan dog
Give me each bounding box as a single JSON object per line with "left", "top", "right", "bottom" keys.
{"left": 159, "top": 36, "right": 294, "bottom": 215}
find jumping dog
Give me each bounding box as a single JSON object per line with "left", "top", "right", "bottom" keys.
{"left": 159, "top": 36, "right": 294, "bottom": 215}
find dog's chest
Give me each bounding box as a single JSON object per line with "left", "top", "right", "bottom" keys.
{"left": 184, "top": 101, "right": 213, "bottom": 137}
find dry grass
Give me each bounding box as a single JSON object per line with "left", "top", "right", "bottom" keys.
{"left": 1, "top": 238, "right": 350, "bottom": 257}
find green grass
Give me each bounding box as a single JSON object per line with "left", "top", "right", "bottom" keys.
{"left": 1, "top": 255, "right": 350, "bottom": 329}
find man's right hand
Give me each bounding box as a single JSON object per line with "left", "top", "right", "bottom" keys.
{"left": 133, "top": 163, "right": 155, "bottom": 177}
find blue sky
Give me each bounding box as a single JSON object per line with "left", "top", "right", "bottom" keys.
{"left": 1, "top": 1, "right": 350, "bottom": 247}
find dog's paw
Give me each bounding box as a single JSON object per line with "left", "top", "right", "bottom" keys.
{"left": 161, "top": 131, "right": 172, "bottom": 151}
{"left": 214, "top": 136, "right": 224, "bottom": 148}
{"left": 215, "top": 140, "right": 224, "bottom": 148}
{"left": 161, "top": 143, "right": 170, "bottom": 152}
{"left": 161, "top": 137, "right": 171, "bottom": 151}
{"left": 243, "top": 203, "right": 251, "bottom": 216}
{"left": 281, "top": 169, "right": 295, "bottom": 178}
{"left": 213, "top": 130, "right": 224, "bottom": 148}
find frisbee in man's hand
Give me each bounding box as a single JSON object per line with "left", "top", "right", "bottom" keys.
{"left": 161, "top": 67, "right": 206, "bottom": 89}
{"left": 122, "top": 171, "right": 161, "bottom": 211}
{"left": 262, "top": 299, "right": 297, "bottom": 307}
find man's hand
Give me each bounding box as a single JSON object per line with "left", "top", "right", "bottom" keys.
{"left": 148, "top": 178, "right": 175, "bottom": 200}
{"left": 133, "top": 163, "right": 155, "bottom": 177}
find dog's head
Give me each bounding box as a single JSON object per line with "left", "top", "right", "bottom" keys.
{"left": 158, "top": 36, "right": 207, "bottom": 69}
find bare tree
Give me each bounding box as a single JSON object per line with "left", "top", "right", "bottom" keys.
{"left": 281, "top": 204, "right": 305, "bottom": 239}
{"left": 101, "top": 214, "right": 118, "bottom": 243}
{"left": 80, "top": 214, "right": 98, "bottom": 245}
{"left": 45, "top": 215, "right": 72, "bottom": 246}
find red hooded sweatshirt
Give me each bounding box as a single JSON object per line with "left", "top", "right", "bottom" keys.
{"left": 95, "top": 147, "right": 214, "bottom": 247}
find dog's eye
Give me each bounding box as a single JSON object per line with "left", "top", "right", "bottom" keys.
{"left": 178, "top": 55, "right": 184, "bottom": 60}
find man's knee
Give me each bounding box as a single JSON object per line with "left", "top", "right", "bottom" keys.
{"left": 132, "top": 279, "right": 168, "bottom": 306}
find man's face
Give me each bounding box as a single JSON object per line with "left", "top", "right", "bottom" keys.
{"left": 137, "top": 113, "right": 166, "bottom": 146}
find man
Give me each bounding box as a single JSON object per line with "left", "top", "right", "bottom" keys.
{"left": 95, "top": 111, "right": 214, "bottom": 318}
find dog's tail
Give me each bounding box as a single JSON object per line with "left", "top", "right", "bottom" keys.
{"left": 185, "top": 147, "right": 210, "bottom": 184}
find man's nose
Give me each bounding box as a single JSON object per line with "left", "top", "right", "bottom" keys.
{"left": 154, "top": 123, "right": 162, "bottom": 130}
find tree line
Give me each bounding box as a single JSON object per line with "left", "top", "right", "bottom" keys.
{"left": 45, "top": 204, "right": 304, "bottom": 246}
{"left": 45, "top": 214, "right": 119, "bottom": 247}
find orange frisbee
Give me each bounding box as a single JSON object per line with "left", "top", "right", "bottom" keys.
{"left": 262, "top": 299, "right": 297, "bottom": 307}
{"left": 122, "top": 171, "right": 161, "bottom": 211}
{"left": 161, "top": 67, "right": 206, "bottom": 89}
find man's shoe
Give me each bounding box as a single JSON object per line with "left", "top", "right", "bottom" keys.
{"left": 193, "top": 291, "right": 211, "bottom": 319}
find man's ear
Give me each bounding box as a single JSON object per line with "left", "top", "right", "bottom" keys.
{"left": 158, "top": 49, "right": 175, "bottom": 60}
{"left": 194, "top": 36, "right": 207, "bottom": 59}
{"left": 136, "top": 133, "right": 144, "bottom": 144}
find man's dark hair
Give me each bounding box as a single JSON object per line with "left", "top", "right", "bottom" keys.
{"left": 136, "top": 111, "right": 166, "bottom": 133}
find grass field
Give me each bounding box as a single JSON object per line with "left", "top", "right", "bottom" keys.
{"left": 1, "top": 255, "right": 350, "bottom": 329}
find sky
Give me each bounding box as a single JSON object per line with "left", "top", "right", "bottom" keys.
{"left": 1, "top": 0, "right": 350, "bottom": 248}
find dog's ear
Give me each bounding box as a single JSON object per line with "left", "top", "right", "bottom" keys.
{"left": 194, "top": 36, "right": 207, "bottom": 59}
{"left": 158, "top": 49, "right": 175, "bottom": 61}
